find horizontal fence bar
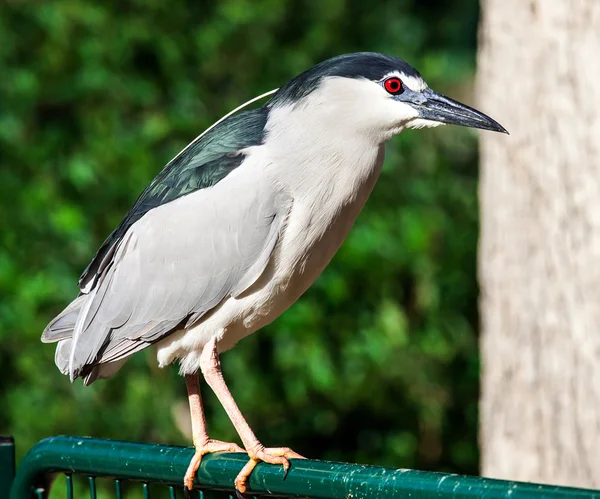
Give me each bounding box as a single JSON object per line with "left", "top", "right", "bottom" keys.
{"left": 10, "top": 436, "right": 600, "bottom": 499}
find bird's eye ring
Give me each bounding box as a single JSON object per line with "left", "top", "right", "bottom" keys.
{"left": 383, "top": 77, "right": 403, "bottom": 95}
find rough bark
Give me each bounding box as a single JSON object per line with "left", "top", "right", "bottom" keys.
{"left": 477, "top": 0, "right": 600, "bottom": 488}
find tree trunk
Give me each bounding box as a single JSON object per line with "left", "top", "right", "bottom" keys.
{"left": 477, "top": 0, "right": 600, "bottom": 488}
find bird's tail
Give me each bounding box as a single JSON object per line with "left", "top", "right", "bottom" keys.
{"left": 42, "top": 295, "right": 87, "bottom": 344}
{"left": 42, "top": 294, "right": 127, "bottom": 384}
{"left": 42, "top": 295, "right": 86, "bottom": 375}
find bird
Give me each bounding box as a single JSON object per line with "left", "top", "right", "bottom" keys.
{"left": 41, "top": 52, "right": 506, "bottom": 494}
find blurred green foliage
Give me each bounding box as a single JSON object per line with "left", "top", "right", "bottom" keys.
{"left": 0, "top": 0, "right": 481, "bottom": 486}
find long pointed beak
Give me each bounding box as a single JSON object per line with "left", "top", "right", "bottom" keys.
{"left": 415, "top": 88, "right": 508, "bottom": 134}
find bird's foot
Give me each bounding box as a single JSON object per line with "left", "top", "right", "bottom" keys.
{"left": 184, "top": 439, "right": 245, "bottom": 490}
{"left": 234, "top": 446, "right": 305, "bottom": 494}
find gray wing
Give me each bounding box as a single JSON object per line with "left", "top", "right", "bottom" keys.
{"left": 68, "top": 171, "right": 290, "bottom": 382}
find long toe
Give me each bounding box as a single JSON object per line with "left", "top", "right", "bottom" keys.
{"left": 184, "top": 440, "right": 246, "bottom": 490}
{"left": 261, "top": 447, "right": 305, "bottom": 460}
{"left": 234, "top": 446, "right": 305, "bottom": 494}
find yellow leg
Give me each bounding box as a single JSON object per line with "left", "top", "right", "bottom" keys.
{"left": 183, "top": 373, "right": 245, "bottom": 490}
{"left": 199, "top": 338, "right": 305, "bottom": 494}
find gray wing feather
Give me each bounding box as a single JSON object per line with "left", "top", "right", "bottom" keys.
{"left": 42, "top": 295, "right": 87, "bottom": 343}
{"left": 82, "top": 358, "right": 128, "bottom": 385}
{"left": 68, "top": 173, "right": 290, "bottom": 379}
{"left": 55, "top": 338, "right": 72, "bottom": 374}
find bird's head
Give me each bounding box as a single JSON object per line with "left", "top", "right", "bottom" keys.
{"left": 267, "top": 52, "right": 507, "bottom": 141}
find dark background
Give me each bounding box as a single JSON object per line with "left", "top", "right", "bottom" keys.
{"left": 0, "top": 0, "right": 481, "bottom": 484}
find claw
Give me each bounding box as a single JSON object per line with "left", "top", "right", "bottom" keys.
{"left": 234, "top": 447, "right": 305, "bottom": 494}
{"left": 184, "top": 439, "right": 245, "bottom": 490}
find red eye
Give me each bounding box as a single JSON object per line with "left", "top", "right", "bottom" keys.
{"left": 384, "top": 77, "right": 403, "bottom": 95}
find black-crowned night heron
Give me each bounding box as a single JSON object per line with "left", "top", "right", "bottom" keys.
{"left": 42, "top": 52, "right": 506, "bottom": 494}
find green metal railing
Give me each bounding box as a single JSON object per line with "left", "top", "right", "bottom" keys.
{"left": 1, "top": 436, "right": 16, "bottom": 498}
{"left": 3, "top": 435, "right": 600, "bottom": 499}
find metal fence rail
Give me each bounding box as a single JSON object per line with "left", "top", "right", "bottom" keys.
{"left": 4, "top": 435, "right": 600, "bottom": 499}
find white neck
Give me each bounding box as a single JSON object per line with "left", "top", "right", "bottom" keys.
{"left": 262, "top": 100, "right": 386, "bottom": 199}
